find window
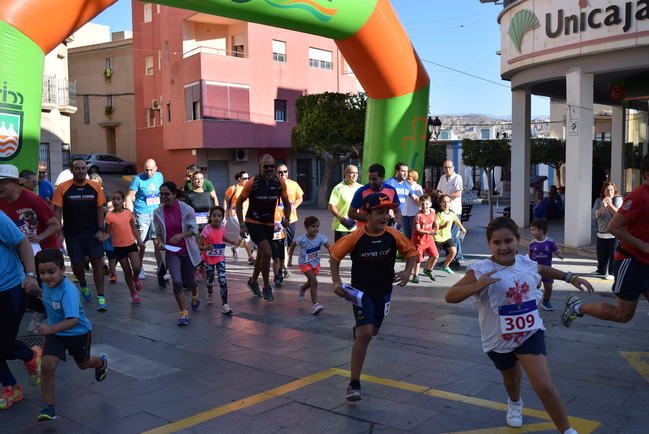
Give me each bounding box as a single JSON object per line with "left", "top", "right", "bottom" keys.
{"left": 146, "top": 108, "right": 156, "bottom": 128}
{"left": 156, "top": 4, "right": 160, "bottom": 13}
{"left": 272, "top": 40, "right": 286, "bottom": 62}
{"left": 164, "top": 41, "right": 169, "bottom": 63}
{"left": 184, "top": 83, "right": 201, "bottom": 121}
{"left": 203, "top": 82, "right": 250, "bottom": 121}
{"left": 145, "top": 55, "right": 154, "bottom": 75}
{"left": 274, "top": 99, "right": 287, "bottom": 122}
{"left": 105, "top": 57, "right": 112, "bottom": 70}
{"left": 308, "top": 48, "right": 333, "bottom": 70}
{"left": 62, "top": 143, "right": 71, "bottom": 170}
{"left": 231, "top": 35, "right": 245, "bottom": 58}
{"left": 106, "top": 95, "right": 113, "bottom": 107}
{"left": 83, "top": 95, "right": 89, "bottom": 124}
{"left": 157, "top": 49, "right": 162, "bottom": 70}
{"left": 166, "top": 101, "right": 171, "bottom": 123}
{"left": 144, "top": 3, "right": 152, "bottom": 23}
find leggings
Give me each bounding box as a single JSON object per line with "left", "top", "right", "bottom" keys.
{"left": 205, "top": 261, "right": 228, "bottom": 304}
{"left": 166, "top": 254, "right": 196, "bottom": 294}
{"left": 0, "top": 284, "right": 34, "bottom": 387}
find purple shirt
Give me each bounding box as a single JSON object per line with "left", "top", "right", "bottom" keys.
{"left": 528, "top": 237, "right": 558, "bottom": 267}
{"left": 163, "top": 201, "right": 187, "bottom": 255}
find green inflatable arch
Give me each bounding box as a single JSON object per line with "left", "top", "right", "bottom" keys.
{"left": 0, "top": 0, "right": 429, "bottom": 179}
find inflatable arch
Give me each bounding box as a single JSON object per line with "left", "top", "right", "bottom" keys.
{"left": 0, "top": 0, "right": 429, "bottom": 178}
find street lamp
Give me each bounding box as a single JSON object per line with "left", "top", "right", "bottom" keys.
{"left": 428, "top": 116, "right": 442, "bottom": 141}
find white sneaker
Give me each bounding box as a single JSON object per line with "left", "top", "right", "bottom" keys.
{"left": 605, "top": 274, "right": 614, "bottom": 280}
{"left": 206, "top": 293, "right": 213, "bottom": 304}
{"left": 27, "top": 312, "right": 46, "bottom": 334}
{"left": 506, "top": 399, "right": 523, "bottom": 427}
{"left": 222, "top": 304, "right": 233, "bottom": 315}
{"left": 312, "top": 303, "right": 324, "bottom": 315}
{"left": 563, "top": 429, "right": 578, "bottom": 434}
{"left": 163, "top": 274, "right": 170, "bottom": 281}
{"left": 138, "top": 269, "right": 146, "bottom": 280}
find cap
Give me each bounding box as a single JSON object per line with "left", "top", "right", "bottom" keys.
{"left": 362, "top": 192, "right": 398, "bottom": 211}
{"left": 0, "top": 164, "right": 19, "bottom": 180}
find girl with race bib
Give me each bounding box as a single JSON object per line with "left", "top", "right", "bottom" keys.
{"left": 198, "top": 207, "right": 236, "bottom": 314}
{"left": 445, "top": 217, "right": 593, "bottom": 433}
{"left": 287, "top": 216, "right": 330, "bottom": 315}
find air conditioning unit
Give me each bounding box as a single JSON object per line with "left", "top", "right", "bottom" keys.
{"left": 233, "top": 149, "right": 248, "bottom": 162}
{"left": 151, "top": 98, "right": 161, "bottom": 110}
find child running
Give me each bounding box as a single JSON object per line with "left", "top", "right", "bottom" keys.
{"left": 103, "top": 191, "right": 144, "bottom": 304}
{"left": 411, "top": 194, "right": 439, "bottom": 283}
{"left": 287, "top": 216, "right": 331, "bottom": 315}
{"left": 271, "top": 204, "right": 287, "bottom": 288}
{"left": 330, "top": 193, "right": 417, "bottom": 401}
{"left": 435, "top": 194, "right": 467, "bottom": 275}
{"left": 198, "top": 206, "right": 236, "bottom": 314}
{"left": 528, "top": 219, "right": 563, "bottom": 311}
{"left": 445, "top": 217, "right": 592, "bottom": 433}
{"left": 32, "top": 248, "right": 108, "bottom": 421}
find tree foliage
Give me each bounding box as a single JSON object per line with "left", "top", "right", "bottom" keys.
{"left": 530, "top": 138, "right": 565, "bottom": 186}
{"left": 425, "top": 142, "right": 447, "bottom": 168}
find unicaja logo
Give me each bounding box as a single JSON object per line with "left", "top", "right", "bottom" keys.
{"left": 508, "top": 9, "right": 540, "bottom": 52}
{"left": 0, "top": 82, "right": 24, "bottom": 160}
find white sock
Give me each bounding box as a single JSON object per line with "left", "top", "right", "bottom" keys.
{"left": 508, "top": 398, "right": 522, "bottom": 406}
{"left": 563, "top": 428, "right": 578, "bottom": 434}
{"left": 574, "top": 303, "right": 582, "bottom": 314}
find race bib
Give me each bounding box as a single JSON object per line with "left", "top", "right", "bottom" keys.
{"left": 145, "top": 194, "right": 160, "bottom": 206}
{"left": 384, "top": 294, "right": 391, "bottom": 316}
{"left": 196, "top": 212, "right": 208, "bottom": 225}
{"left": 206, "top": 243, "right": 225, "bottom": 257}
{"left": 498, "top": 300, "right": 542, "bottom": 335}
{"left": 273, "top": 223, "right": 283, "bottom": 240}
{"left": 305, "top": 247, "right": 320, "bottom": 263}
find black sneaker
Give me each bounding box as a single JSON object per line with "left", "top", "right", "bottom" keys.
{"left": 158, "top": 276, "right": 167, "bottom": 288}
{"left": 247, "top": 279, "right": 262, "bottom": 297}
{"left": 262, "top": 286, "right": 274, "bottom": 302}
{"left": 37, "top": 404, "right": 56, "bottom": 422}
{"left": 95, "top": 353, "right": 108, "bottom": 382}
{"left": 283, "top": 268, "right": 291, "bottom": 278}
{"left": 346, "top": 384, "right": 362, "bottom": 402}
{"left": 274, "top": 275, "right": 282, "bottom": 288}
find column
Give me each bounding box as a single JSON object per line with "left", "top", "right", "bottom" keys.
{"left": 511, "top": 90, "right": 531, "bottom": 228}
{"left": 610, "top": 105, "right": 624, "bottom": 191}
{"left": 564, "top": 68, "right": 593, "bottom": 247}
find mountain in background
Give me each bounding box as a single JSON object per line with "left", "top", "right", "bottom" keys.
{"left": 437, "top": 114, "right": 552, "bottom": 139}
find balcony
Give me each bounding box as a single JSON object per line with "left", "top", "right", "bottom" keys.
{"left": 42, "top": 76, "right": 77, "bottom": 115}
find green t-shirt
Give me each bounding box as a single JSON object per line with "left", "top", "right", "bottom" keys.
{"left": 184, "top": 178, "right": 214, "bottom": 193}
{"left": 328, "top": 180, "right": 361, "bottom": 232}
{"left": 435, "top": 210, "right": 459, "bottom": 243}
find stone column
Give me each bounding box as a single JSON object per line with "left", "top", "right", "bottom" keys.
{"left": 511, "top": 89, "right": 531, "bottom": 228}
{"left": 564, "top": 68, "right": 593, "bottom": 247}
{"left": 611, "top": 105, "right": 624, "bottom": 192}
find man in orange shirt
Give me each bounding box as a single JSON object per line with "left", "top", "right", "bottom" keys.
{"left": 276, "top": 163, "right": 304, "bottom": 278}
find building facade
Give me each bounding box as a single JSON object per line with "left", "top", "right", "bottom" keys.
{"left": 69, "top": 24, "right": 136, "bottom": 163}
{"left": 132, "top": 1, "right": 358, "bottom": 202}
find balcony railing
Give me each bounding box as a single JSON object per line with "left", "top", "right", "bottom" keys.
{"left": 42, "top": 75, "right": 77, "bottom": 107}
{"left": 183, "top": 45, "right": 247, "bottom": 59}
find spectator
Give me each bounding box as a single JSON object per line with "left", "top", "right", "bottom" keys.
{"left": 37, "top": 162, "right": 54, "bottom": 204}
{"left": 402, "top": 169, "right": 424, "bottom": 239}
{"left": 592, "top": 182, "right": 623, "bottom": 279}
{"left": 19, "top": 170, "right": 37, "bottom": 193}
{"left": 328, "top": 165, "right": 361, "bottom": 242}
{"left": 437, "top": 160, "right": 464, "bottom": 263}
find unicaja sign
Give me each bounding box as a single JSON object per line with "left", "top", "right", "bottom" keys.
{"left": 546, "top": 0, "right": 649, "bottom": 37}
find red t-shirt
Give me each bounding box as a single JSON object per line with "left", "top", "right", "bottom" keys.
{"left": 163, "top": 201, "right": 187, "bottom": 255}
{"left": 614, "top": 183, "right": 649, "bottom": 264}
{"left": 412, "top": 211, "right": 436, "bottom": 247}
{"left": 0, "top": 189, "right": 59, "bottom": 249}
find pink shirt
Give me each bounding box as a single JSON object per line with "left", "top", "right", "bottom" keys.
{"left": 200, "top": 224, "right": 225, "bottom": 265}
{"left": 163, "top": 201, "right": 187, "bottom": 255}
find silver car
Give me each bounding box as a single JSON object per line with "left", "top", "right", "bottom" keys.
{"left": 78, "top": 153, "right": 136, "bottom": 175}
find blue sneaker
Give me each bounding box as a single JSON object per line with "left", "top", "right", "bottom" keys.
{"left": 95, "top": 353, "right": 108, "bottom": 382}
{"left": 440, "top": 266, "right": 455, "bottom": 275}
{"left": 191, "top": 297, "right": 200, "bottom": 312}
{"left": 541, "top": 300, "right": 554, "bottom": 311}
{"left": 96, "top": 296, "right": 107, "bottom": 312}
{"left": 37, "top": 404, "right": 56, "bottom": 421}
{"left": 247, "top": 279, "right": 262, "bottom": 297}
{"left": 561, "top": 296, "right": 583, "bottom": 328}
{"left": 80, "top": 285, "right": 92, "bottom": 302}
{"left": 177, "top": 310, "right": 189, "bottom": 326}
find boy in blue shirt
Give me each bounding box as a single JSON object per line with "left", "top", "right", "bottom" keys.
{"left": 31, "top": 249, "right": 109, "bottom": 421}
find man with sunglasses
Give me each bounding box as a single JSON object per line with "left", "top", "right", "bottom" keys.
{"left": 37, "top": 162, "right": 54, "bottom": 205}
{"left": 126, "top": 159, "right": 165, "bottom": 285}
{"left": 236, "top": 154, "right": 291, "bottom": 302}
{"left": 275, "top": 164, "right": 304, "bottom": 279}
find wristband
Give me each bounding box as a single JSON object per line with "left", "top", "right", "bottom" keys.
{"left": 564, "top": 272, "right": 573, "bottom": 283}
{"left": 26, "top": 272, "right": 37, "bottom": 278}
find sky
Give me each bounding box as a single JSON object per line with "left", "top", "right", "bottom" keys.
{"left": 90, "top": 0, "right": 550, "bottom": 117}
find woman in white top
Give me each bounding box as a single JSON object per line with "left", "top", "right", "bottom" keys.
{"left": 592, "top": 182, "right": 623, "bottom": 279}
{"left": 445, "top": 217, "right": 593, "bottom": 433}
{"left": 402, "top": 169, "right": 423, "bottom": 239}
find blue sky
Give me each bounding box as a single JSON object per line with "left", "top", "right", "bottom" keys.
{"left": 90, "top": 0, "right": 549, "bottom": 117}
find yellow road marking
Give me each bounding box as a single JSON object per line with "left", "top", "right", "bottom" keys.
{"left": 144, "top": 368, "right": 601, "bottom": 433}
{"left": 446, "top": 422, "right": 556, "bottom": 433}
{"left": 620, "top": 351, "right": 649, "bottom": 382}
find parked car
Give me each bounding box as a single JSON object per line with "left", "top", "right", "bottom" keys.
{"left": 73, "top": 153, "right": 136, "bottom": 175}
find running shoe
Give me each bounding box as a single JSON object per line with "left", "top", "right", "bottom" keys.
{"left": 71, "top": 275, "right": 78, "bottom": 283}
{"left": 297, "top": 283, "right": 307, "bottom": 301}
{"left": 222, "top": 304, "right": 233, "bottom": 315}
{"left": 37, "top": 403, "right": 56, "bottom": 421}
{"left": 158, "top": 275, "right": 167, "bottom": 288}
{"left": 541, "top": 300, "right": 554, "bottom": 311}
{"left": 346, "top": 384, "right": 362, "bottom": 402}
{"left": 274, "top": 274, "right": 283, "bottom": 288}
{"left": 80, "top": 285, "right": 92, "bottom": 302}
{"left": 423, "top": 269, "right": 436, "bottom": 282}
{"left": 412, "top": 275, "right": 420, "bottom": 284}
{"left": 312, "top": 303, "right": 324, "bottom": 315}
{"left": 248, "top": 256, "right": 256, "bottom": 265}
{"left": 163, "top": 274, "right": 170, "bottom": 281}
{"left": 134, "top": 277, "right": 143, "bottom": 292}
{"left": 177, "top": 310, "right": 189, "bottom": 326}
{"left": 604, "top": 274, "right": 614, "bottom": 281}
{"left": 130, "top": 292, "right": 141, "bottom": 304}
{"left": 109, "top": 274, "right": 117, "bottom": 284}
{"left": 95, "top": 353, "right": 109, "bottom": 382}
{"left": 207, "top": 293, "right": 213, "bottom": 304}
{"left": 138, "top": 269, "right": 146, "bottom": 280}
{"left": 506, "top": 399, "right": 523, "bottom": 427}
{"left": 0, "top": 385, "right": 23, "bottom": 410}
{"left": 561, "top": 295, "right": 583, "bottom": 328}
{"left": 191, "top": 297, "right": 200, "bottom": 312}
{"left": 283, "top": 268, "right": 291, "bottom": 278}
{"left": 247, "top": 279, "right": 262, "bottom": 297}
{"left": 24, "top": 346, "right": 42, "bottom": 387}
{"left": 231, "top": 246, "right": 238, "bottom": 261}
{"left": 97, "top": 296, "right": 107, "bottom": 312}
{"left": 262, "top": 286, "right": 274, "bottom": 302}
{"left": 440, "top": 266, "right": 455, "bottom": 275}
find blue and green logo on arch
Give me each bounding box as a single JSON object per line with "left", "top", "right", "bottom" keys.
{"left": 232, "top": 0, "right": 339, "bottom": 22}
{"left": 508, "top": 9, "right": 540, "bottom": 53}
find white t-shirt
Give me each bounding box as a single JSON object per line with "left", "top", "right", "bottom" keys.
{"left": 404, "top": 182, "right": 423, "bottom": 217}
{"left": 437, "top": 173, "right": 463, "bottom": 215}
{"left": 468, "top": 255, "right": 544, "bottom": 353}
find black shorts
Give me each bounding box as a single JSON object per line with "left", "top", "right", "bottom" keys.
{"left": 486, "top": 330, "right": 546, "bottom": 371}
{"left": 271, "top": 239, "right": 285, "bottom": 260}
{"left": 353, "top": 293, "right": 391, "bottom": 329}
{"left": 436, "top": 239, "right": 456, "bottom": 252}
{"left": 44, "top": 331, "right": 92, "bottom": 365}
{"left": 613, "top": 257, "right": 649, "bottom": 301}
{"left": 65, "top": 229, "right": 104, "bottom": 264}
{"left": 285, "top": 222, "right": 297, "bottom": 246}
{"left": 105, "top": 249, "right": 116, "bottom": 260}
{"left": 114, "top": 243, "right": 139, "bottom": 260}
{"left": 246, "top": 222, "right": 274, "bottom": 245}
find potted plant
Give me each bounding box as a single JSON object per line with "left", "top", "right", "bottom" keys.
{"left": 105, "top": 105, "right": 114, "bottom": 116}
{"left": 104, "top": 68, "right": 112, "bottom": 82}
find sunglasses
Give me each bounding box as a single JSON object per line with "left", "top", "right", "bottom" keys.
{"left": 38, "top": 171, "right": 46, "bottom": 174}
{"left": 262, "top": 164, "right": 275, "bottom": 169}
{"left": 277, "top": 170, "right": 288, "bottom": 174}
{"left": 241, "top": 177, "right": 250, "bottom": 180}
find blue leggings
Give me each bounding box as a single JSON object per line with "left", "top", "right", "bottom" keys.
{"left": 0, "top": 284, "right": 34, "bottom": 386}
{"left": 205, "top": 261, "right": 228, "bottom": 304}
